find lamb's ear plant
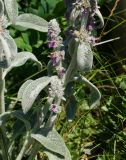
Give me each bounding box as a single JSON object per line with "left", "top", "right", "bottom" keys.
{"left": 0, "top": 0, "right": 104, "bottom": 160}
{"left": 0, "top": 0, "right": 48, "bottom": 159}
{"left": 4, "top": 0, "right": 48, "bottom": 32}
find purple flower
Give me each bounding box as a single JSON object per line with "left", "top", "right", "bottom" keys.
{"left": 48, "top": 40, "right": 58, "bottom": 49}
{"left": 49, "top": 51, "right": 65, "bottom": 67}
{"left": 50, "top": 104, "right": 59, "bottom": 114}
{"left": 87, "top": 24, "right": 94, "bottom": 31}
{"left": 49, "top": 52, "right": 61, "bottom": 66}
{"left": 48, "top": 19, "right": 62, "bottom": 49}
{"left": 56, "top": 66, "right": 66, "bottom": 78}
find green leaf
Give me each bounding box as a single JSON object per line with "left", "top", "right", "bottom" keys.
{"left": 120, "top": 78, "right": 126, "bottom": 90}
{"left": 98, "top": 0, "right": 105, "bottom": 6}
{"left": 4, "top": 0, "right": 18, "bottom": 23}
{"left": 15, "top": 37, "right": 32, "bottom": 51}
{"left": 77, "top": 42, "right": 93, "bottom": 72}
{"left": 17, "top": 80, "right": 33, "bottom": 100}
{"left": 3, "top": 52, "right": 42, "bottom": 78}
{"left": 21, "top": 32, "right": 30, "bottom": 44}
{"left": 0, "top": 0, "right": 4, "bottom": 18}
{"left": 21, "top": 76, "right": 51, "bottom": 114}
{"left": 79, "top": 76, "right": 101, "bottom": 109}
{"left": 15, "top": 13, "right": 48, "bottom": 32}
{"left": 46, "top": 0, "right": 62, "bottom": 13}
{"left": 31, "top": 129, "right": 71, "bottom": 159}
{"left": 40, "top": 0, "right": 47, "bottom": 13}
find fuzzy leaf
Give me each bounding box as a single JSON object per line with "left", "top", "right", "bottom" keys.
{"left": 0, "top": 0, "right": 4, "bottom": 18}
{"left": 31, "top": 129, "right": 71, "bottom": 159}
{"left": 3, "top": 32, "right": 17, "bottom": 57}
{"left": 79, "top": 76, "right": 101, "bottom": 109}
{"left": 15, "top": 13, "right": 48, "bottom": 32}
{"left": 0, "top": 33, "right": 17, "bottom": 68}
{"left": 21, "top": 76, "right": 51, "bottom": 114}
{"left": 77, "top": 42, "right": 93, "bottom": 72}
{"left": 4, "top": 0, "right": 18, "bottom": 23}
{"left": 0, "top": 35, "right": 12, "bottom": 68}
{"left": 17, "top": 80, "right": 33, "bottom": 100}
{"left": 3, "top": 52, "right": 42, "bottom": 78}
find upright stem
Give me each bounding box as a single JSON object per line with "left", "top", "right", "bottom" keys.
{"left": 0, "top": 67, "right": 5, "bottom": 113}
{"left": 0, "top": 69, "right": 9, "bottom": 160}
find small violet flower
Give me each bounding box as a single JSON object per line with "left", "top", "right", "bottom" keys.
{"left": 50, "top": 104, "right": 59, "bottom": 114}
{"left": 56, "top": 66, "right": 66, "bottom": 78}
{"left": 49, "top": 50, "right": 65, "bottom": 67}
{"left": 48, "top": 19, "right": 66, "bottom": 78}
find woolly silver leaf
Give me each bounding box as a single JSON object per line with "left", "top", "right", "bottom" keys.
{"left": 21, "top": 76, "right": 51, "bottom": 114}
{"left": 77, "top": 42, "right": 93, "bottom": 72}
{"left": 17, "top": 80, "right": 33, "bottom": 100}
{"left": 31, "top": 129, "right": 71, "bottom": 159}
{"left": 3, "top": 52, "right": 42, "bottom": 78}
{"left": 15, "top": 14, "right": 48, "bottom": 32}
{"left": 4, "top": 0, "right": 18, "bottom": 23}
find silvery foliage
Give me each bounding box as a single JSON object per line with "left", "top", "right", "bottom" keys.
{"left": 64, "top": 0, "right": 104, "bottom": 116}
{"left": 0, "top": 0, "right": 48, "bottom": 160}
{"left": 0, "top": 0, "right": 47, "bottom": 70}
{"left": 0, "top": 0, "right": 104, "bottom": 160}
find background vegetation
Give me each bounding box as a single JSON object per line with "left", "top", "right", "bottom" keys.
{"left": 6, "top": 0, "right": 126, "bottom": 159}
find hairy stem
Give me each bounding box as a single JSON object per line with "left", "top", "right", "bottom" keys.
{"left": 0, "top": 68, "right": 5, "bottom": 113}
{"left": 0, "top": 59, "right": 7, "bottom": 159}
